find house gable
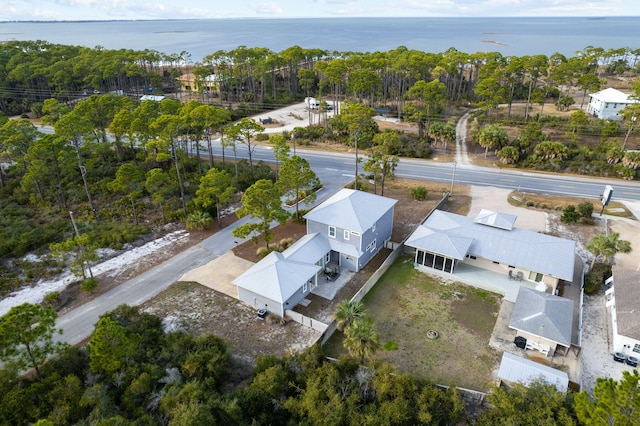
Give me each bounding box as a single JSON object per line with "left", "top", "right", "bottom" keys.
{"left": 304, "top": 188, "right": 397, "bottom": 233}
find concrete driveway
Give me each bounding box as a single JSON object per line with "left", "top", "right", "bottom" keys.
{"left": 179, "top": 251, "right": 253, "bottom": 299}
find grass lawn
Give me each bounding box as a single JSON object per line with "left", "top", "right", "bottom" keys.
{"left": 323, "top": 255, "right": 502, "bottom": 391}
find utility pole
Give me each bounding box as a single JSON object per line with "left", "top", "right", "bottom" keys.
{"left": 450, "top": 161, "right": 457, "bottom": 195}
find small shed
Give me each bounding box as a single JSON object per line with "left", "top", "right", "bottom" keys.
{"left": 498, "top": 352, "right": 569, "bottom": 393}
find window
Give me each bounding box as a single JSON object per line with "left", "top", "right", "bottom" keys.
{"left": 634, "top": 344, "right": 640, "bottom": 354}
{"left": 325, "top": 253, "right": 331, "bottom": 263}
{"left": 303, "top": 281, "right": 308, "bottom": 293}
{"left": 372, "top": 222, "right": 376, "bottom": 232}
{"left": 367, "top": 239, "right": 377, "bottom": 252}
{"left": 344, "top": 230, "right": 350, "bottom": 240}
{"left": 328, "top": 226, "right": 336, "bottom": 238}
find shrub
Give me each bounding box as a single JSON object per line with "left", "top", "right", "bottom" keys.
{"left": 43, "top": 291, "right": 60, "bottom": 307}
{"left": 411, "top": 186, "right": 428, "bottom": 201}
{"left": 560, "top": 205, "right": 580, "bottom": 224}
{"left": 256, "top": 246, "right": 270, "bottom": 259}
{"left": 81, "top": 277, "right": 99, "bottom": 294}
{"left": 291, "top": 209, "right": 308, "bottom": 224}
{"left": 577, "top": 202, "right": 594, "bottom": 220}
{"left": 584, "top": 263, "right": 611, "bottom": 295}
{"left": 255, "top": 133, "right": 269, "bottom": 141}
{"left": 186, "top": 211, "right": 212, "bottom": 231}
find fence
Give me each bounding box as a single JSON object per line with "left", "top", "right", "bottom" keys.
{"left": 285, "top": 309, "right": 329, "bottom": 332}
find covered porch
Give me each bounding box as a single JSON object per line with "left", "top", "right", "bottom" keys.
{"left": 415, "top": 260, "right": 544, "bottom": 303}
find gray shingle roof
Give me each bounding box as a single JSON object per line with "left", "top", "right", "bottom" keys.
{"left": 405, "top": 209, "right": 576, "bottom": 281}
{"left": 498, "top": 352, "right": 568, "bottom": 393}
{"left": 303, "top": 188, "right": 397, "bottom": 233}
{"left": 509, "top": 287, "right": 574, "bottom": 346}
{"left": 612, "top": 265, "right": 640, "bottom": 340}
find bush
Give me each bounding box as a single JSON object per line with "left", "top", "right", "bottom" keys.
{"left": 81, "top": 277, "right": 99, "bottom": 294}
{"left": 256, "top": 246, "right": 270, "bottom": 259}
{"left": 255, "top": 133, "right": 269, "bottom": 141}
{"left": 560, "top": 205, "right": 580, "bottom": 224}
{"left": 577, "top": 202, "right": 594, "bottom": 221}
{"left": 584, "top": 263, "right": 611, "bottom": 295}
{"left": 291, "top": 209, "right": 308, "bottom": 224}
{"left": 411, "top": 186, "right": 428, "bottom": 201}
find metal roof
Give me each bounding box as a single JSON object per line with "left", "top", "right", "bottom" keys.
{"left": 612, "top": 266, "right": 640, "bottom": 341}
{"left": 405, "top": 226, "right": 473, "bottom": 260}
{"left": 498, "top": 352, "right": 569, "bottom": 393}
{"left": 303, "top": 188, "right": 397, "bottom": 233}
{"left": 509, "top": 287, "right": 574, "bottom": 346}
{"left": 474, "top": 209, "right": 517, "bottom": 230}
{"left": 405, "top": 210, "right": 576, "bottom": 281}
{"left": 284, "top": 232, "right": 331, "bottom": 264}
{"left": 233, "top": 251, "right": 320, "bottom": 303}
{"left": 589, "top": 87, "right": 638, "bottom": 104}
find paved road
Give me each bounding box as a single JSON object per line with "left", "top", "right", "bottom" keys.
{"left": 213, "top": 141, "right": 640, "bottom": 202}
{"left": 52, "top": 106, "right": 640, "bottom": 344}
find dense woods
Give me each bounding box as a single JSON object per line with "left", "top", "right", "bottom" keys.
{"left": 1, "top": 303, "right": 639, "bottom": 425}
{"left": 1, "top": 39, "right": 640, "bottom": 424}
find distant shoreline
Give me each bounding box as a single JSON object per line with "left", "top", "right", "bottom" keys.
{"left": 481, "top": 40, "right": 509, "bottom": 47}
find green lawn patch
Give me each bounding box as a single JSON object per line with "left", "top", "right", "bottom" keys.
{"left": 323, "top": 255, "right": 502, "bottom": 391}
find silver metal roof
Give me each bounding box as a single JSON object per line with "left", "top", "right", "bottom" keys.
{"left": 405, "top": 210, "right": 576, "bottom": 281}
{"left": 498, "top": 352, "right": 569, "bottom": 393}
{"left": 509, "top": 287, "right": 574, "bottom": 346}
{"left": 233, "top": 251, "right": 320, "bottom": 303}
{"left": 474, "top": 208, "right": 517, "bottom": 230}
{"left": 303, "top": 188, "right": 397, "bottom": 233}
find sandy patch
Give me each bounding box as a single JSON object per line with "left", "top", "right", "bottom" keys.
{"left": 609, "top": 218, "right": 640, "bottom": 271}
{"left": 179, "top": 251, "right": 253, "bottom": 299}
{"left": 469, "top": 186, "right": 547, "bottom": 232}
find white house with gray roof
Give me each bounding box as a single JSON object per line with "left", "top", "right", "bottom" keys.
{"left": 304, "top": 188, "right": 397, "bottom": 272}
{"left": 405, "top": 209, "right": 575, "bottom": 294}
{"left": 586, "top": 87, "right": 639, "bottom": 120}
{"left": 605, "top": 266, "right": 640, "bottom": 357}
{"left": 509, "top": 287, "right": 574, "bottom": 356}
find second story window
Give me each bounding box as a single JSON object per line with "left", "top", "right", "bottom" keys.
{"left": 329, "top": 226, "right": 336, "bottom": 238}
{"left": 344, "top": 230, "right": 349, "bottom": 240}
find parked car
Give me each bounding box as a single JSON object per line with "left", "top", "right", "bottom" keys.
{"left": 613, "top": 352, "right": 627, "bottom": 363}
{"left": 627, "top": 355, "right": 638, "bottom": 367}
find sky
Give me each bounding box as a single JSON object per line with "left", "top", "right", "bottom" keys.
{"left": 2, "top": 0, "right": 640, "bottom": 21}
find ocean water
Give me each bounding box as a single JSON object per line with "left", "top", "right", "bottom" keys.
{"left": 0, "top": 17, "right": 638, "bottom": 62}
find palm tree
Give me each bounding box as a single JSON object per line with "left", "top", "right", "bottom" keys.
{"left": 343, "top": 317, "right": 381, "bottom": 364}
{"left": 333, "top": 300, "right": 365, "bottom": 332}
{"left": 586, "top": 232, "right": 632, "bottom": 269}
